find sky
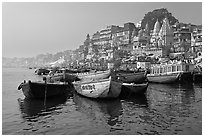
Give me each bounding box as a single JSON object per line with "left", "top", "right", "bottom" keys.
{"left": 2, "top": 2, "right": 202, "bottom": 58}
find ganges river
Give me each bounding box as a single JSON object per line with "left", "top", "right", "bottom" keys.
{"left": 2, "top": 67, "right": 202, "bottom": 135}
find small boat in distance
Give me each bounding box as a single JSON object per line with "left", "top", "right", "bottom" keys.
{"left": 17, "top": 79, "right": 72, "bottom": 99}
{"left": 73, "top": 78, "right": 122, "bottom": 99}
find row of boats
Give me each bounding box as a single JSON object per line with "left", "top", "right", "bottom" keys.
{"left": 18, "top": 62, "right": 201, "bottom": 100}
{"left": 18, "top": 69, "right": 148, "bottom": 99}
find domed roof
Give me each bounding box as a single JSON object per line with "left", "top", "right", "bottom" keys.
{"left": 153, "top": 19, "right": 161, "bottom": 35}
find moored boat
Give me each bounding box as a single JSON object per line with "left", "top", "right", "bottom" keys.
{"left": 112, "top": 70, "right": 147, "bottom": 84}
{"left": 121, "top": 82, "right": 148, "bottom": 95}
{"left": 147, "top": 62, "right": 194, "bottom": 84}
{"left": 17, "top": 79, "right": 72, "bottom": 99}
{"left": 77, "top": 69, "right": 111, "bottom": 81}
{"left": 73, "top": 78, "right": 122, "bottom": 99}
{"left": 46, "top": 72, "right": 80, "bottom": 83}
{"left": 147, "top": 73, "right": 180, "bottom": 83}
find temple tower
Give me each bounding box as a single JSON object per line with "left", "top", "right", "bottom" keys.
{"left": 158, "top": 17, "right": 174, "bottom": 56}
{"left": 158, "top": 17, "right": 174, "bottom": 47}
{"left": 150, "top": 19, "right": 161, "bottom": 47}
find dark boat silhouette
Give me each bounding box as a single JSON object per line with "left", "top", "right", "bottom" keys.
{"left": 18, "top": 79, "right": 73, "bottom": 99}
{"left": 121, "top": 82, "right": 148, "bottom": 96}
{"left": 112, "top": 70, "right": 147, "bottom": 84}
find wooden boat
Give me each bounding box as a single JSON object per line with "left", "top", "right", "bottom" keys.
{"left": 147, "top": 73, "right": 180, "bottom": 83}
{"left": 17, "top": 79, "right": 72, "bottom": 99}
{"left": 121, "top": 82, "right": 148, "bottom": 95}
{"left": 147, "top": 62, "right": 194, "bottom": 84}
{"left": 112, "top": 70, "right": 147, "bottom": 84}
{"left": 46, "top": 72, "right": 80, "bottom": 83}
{"left": 73, "top": 78, "right": 122, "bottom": 99}
{"left": 77, "top": 69, "right": 111, "bottom": 81}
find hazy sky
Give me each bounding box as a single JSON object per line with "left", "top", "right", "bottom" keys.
{"left": 2, "top": 2, "right": 202, "bottom": 58}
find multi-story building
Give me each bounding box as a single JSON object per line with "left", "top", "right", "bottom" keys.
{"left": 77, "top": 45, "right": 85, "bottom": 61}
{"left": 191, "top": 27, "right": 202, "bottom": 57}
{"left": 94, "top": 25, "right": 119, "bottom": 46}
{"left": 172, "top": 26, "right": 191, "bottom": 54}
{"left": 112, "top": 22, "right": 136, "bottom": 46}
{"left": 91, "top": 31, "right": 100, "bottom": 45}
{"left": 133, "top": 28, "right": 150, "bottom": 50}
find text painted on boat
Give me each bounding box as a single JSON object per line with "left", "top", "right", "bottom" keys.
{"left": 81, "top": 84, "right": 96, "bottom": 90}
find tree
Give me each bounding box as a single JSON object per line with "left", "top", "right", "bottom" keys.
{"left": 141, "top": 8, "right": 178, "bottom": 31}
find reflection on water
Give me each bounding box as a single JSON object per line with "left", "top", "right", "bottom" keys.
{"left": 15, "top": 83, "right": 201, "bottom": 135}
{"left": 18, "top": 92, "right": 73, "bottom": 121}
{"left": 143, "top": 83, "right": 201, "bottom": 135}
{"left": 147, "top": 83, "right": 195, "bottom": 111}
{"left": 121, "top": 93, "right": 148, "bottom": 107}
{"left": 2, "top": 68, "right": 198, "bottom": 136}
{"left": 73, "top": 93, "right": 123, "bottom": 127}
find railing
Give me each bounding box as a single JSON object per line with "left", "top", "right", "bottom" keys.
{"left": 150, "top": 63, "right": 192, "bottom": 75}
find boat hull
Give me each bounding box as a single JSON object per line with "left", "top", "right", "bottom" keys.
{"left": 193, "top": 72, "right": 202, "bottom": 83}
{"left": 19, "top": 81, "right": 71, "bottom": 99}
{"left": 73, "top": 78, "right": 122, "bottom": 99}
{"left": 47, "top": 73, "right": 79, "bottom": 83}
{"left": 121, "top": 82, "right": 148, "bottom": 95}
{"left": 178, "top": 72, "right": 193, "bottom": 83}
{"left": 147, "top": 73, "right": 179, "bottom": 84}
{"left": 77, "top": 70, "right": 111, "bottom": 81}
{"left": 112, "top": 71, "right": 147, "bottom": 84}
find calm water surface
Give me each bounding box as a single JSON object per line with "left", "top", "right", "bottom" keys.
{"left": 2, "top": 68, "right": 202, "bottom": 135}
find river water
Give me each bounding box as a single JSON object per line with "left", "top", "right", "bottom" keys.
{"left": 2, "top": 67, "right": 202, "bottom": 135}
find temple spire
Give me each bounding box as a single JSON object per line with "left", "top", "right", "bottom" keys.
{"left": 153, "top": 19, "right": 161, "bottom": 35}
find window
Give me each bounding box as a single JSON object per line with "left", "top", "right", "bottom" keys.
{"left": 177, "top": 65, "right": 181, "bottom": 71}
{"left": 163, "top": 67, "right": 166, "bottom": 73}
{"left": 172, "top": 66, "right": 176, "bottom": 72}
{"left": 160, "top": 68, "right": 163, "bottom": 73}
{"left": 157, "top": 68, "right": 160, "bottom": 74}
{"left": 168, "top": 66, "right": 172, "bottom": 72}
{"left": 186, "top": 65, "right": 189, "bottom": 71}
{"left": 182, "top": 65, "right": 185, "bottom": 71}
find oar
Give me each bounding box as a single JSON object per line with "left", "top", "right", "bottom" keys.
{"left": 43, "top": 77, "right": 47, "bottom": 107}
